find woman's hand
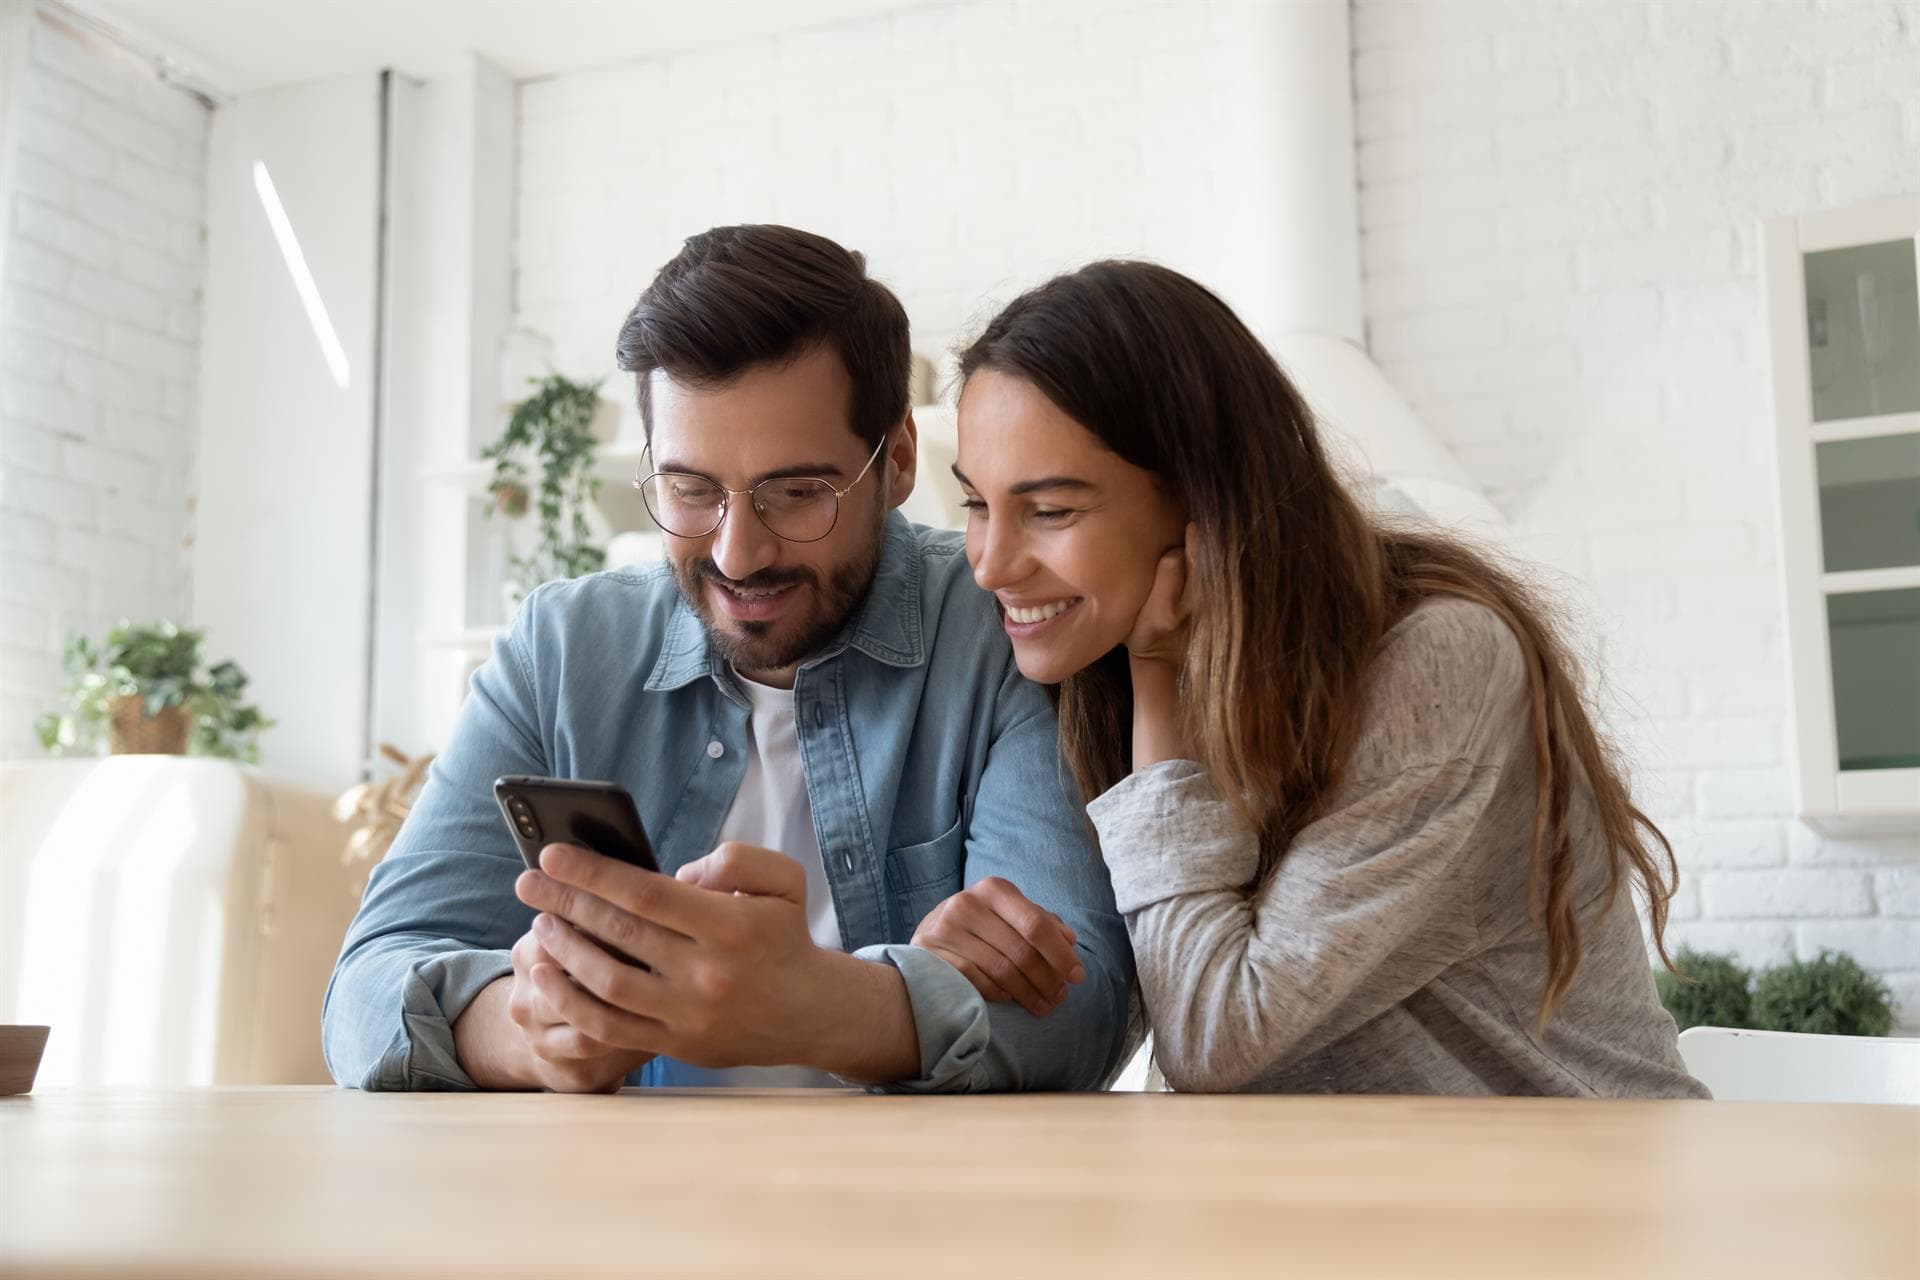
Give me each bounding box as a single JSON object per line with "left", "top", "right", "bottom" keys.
{"left": 1126, "top": 524, "right": 1197, "bottom": 769}
{"left": 1124, "top": 523, "right": 1197, "bottom": 668}
{"left": 912, "top": 878, "right": 1085, "bottom": 1017}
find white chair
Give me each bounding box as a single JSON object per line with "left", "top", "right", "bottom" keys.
{"left": 1677, "top": 1026, "right": 1920, "bottom": 1104}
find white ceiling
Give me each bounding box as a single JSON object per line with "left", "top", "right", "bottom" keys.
{"left": 73, "top": 0, "right": 925, "bottom": 96}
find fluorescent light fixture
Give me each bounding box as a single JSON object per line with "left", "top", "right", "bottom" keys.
{"left": 252, "top": 160, "right": 350, "bottom": 390}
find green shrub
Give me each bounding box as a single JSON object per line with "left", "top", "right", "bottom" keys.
{"left": 1656, "top": 947, "right": 1754, "bottom": 1031}
{"left": 1750, "top": 950, "right": 1895, "bottom": 1037}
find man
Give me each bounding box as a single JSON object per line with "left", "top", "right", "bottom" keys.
{"left": 323, "top": 225, "right": 1134, "bottom": 1092}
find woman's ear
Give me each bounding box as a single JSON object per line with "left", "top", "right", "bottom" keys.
{"left": 885, "top": 412, "right": 919, "bottom": 512}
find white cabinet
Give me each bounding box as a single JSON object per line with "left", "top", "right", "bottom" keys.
{"left": 1763, "top": 195, "right": 1920, "bottom": 832}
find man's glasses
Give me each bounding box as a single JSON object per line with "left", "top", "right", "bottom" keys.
{"left": 635, "top": 434, "right": 888, "bottom": 544}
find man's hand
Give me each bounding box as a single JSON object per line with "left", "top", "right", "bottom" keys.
{"left": 514, "top": 840, "right": 916, "bottom": 1078}
{"left": 507, "top": 930, "right": 657, "bottom": 1091}
{"left": 451, "top": 943, "right": 653, "bottom": 1094}
{"left": 912, "top": 878, "right": 1085, "bottom": 1017}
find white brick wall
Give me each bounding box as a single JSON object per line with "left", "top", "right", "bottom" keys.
{"left": 1355, "top": 0, "right": 1920, "bottom": 1026}
{"left": 514, "top": 0, "right": 1287, "bottom": 410}
{"left": 0, "top": 12, "right": 208, "bottom": 757}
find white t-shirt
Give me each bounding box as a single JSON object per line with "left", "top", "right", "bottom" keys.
{"left": 675, "top": 668, "right": 845, "bottom": 1089}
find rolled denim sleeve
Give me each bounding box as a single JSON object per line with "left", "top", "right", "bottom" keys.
{"left": 864, "top": 668, "right": 1136, "bottom": 1093}
{"left": 850, "top": 943, "right": 992, "bottom": 1089}
{"left": 326, "top": 945, "right": 514, "bottom": 1091}
{"left": 322, "top": 607, "right": 550, "bottom": 1091}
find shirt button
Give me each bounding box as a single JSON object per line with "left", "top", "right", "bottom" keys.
{"left": 706, "top": 740, "right": 724, "bottom": 759}
{"left": 842, "top": 850, "right": 854, "bottom": 871}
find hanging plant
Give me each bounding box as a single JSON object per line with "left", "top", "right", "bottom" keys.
{"left": 483, "top": 373, "right": 607, "bottom": 598}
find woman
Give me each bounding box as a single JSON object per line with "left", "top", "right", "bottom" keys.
{"left": 947, "top": 260, "right": 1705, "bottom": 1097}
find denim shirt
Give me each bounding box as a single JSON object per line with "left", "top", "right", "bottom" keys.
{"left": 322, "top": 514, "right": 1135, "bottom": 1092}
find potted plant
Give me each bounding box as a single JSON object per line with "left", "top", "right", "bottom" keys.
{"left": 483, "top": 373, "right": 608, "bottom": 601}
{"left": 1655, "top": 947, "right": 1754, "bottom": 1032}
{"left": 1750, "top": 950, "right": 1896, "bottom": 1037}
{"left": 34, "top": 622, "right": 273, "bottom": 762}
{"left": 1656, "top": 947, "right": 1898, "bottom": 1037}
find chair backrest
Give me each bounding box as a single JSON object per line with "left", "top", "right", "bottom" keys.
{"left": 0, "top": 758, "right": 358, "bottom": 1087}
{"left": 1677, "top": 1026, "right": 1920, "bottom": 1104}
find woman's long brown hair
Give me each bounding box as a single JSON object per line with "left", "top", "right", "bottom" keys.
{"left": 958, "top": 261, "right": 1678, "bottom": 1026}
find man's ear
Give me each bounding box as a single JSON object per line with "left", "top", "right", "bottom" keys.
{"left": 884, "top": 412, "right": 918, "bottom": 512}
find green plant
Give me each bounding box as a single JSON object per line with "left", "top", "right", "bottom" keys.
{"left": 1750, "top": 950, "right": 1895, "bottom": 1037}
{"left": 1656, "top": 947, "right": 1754, "bottom": 1031}
{"left": 34, "top": 621, "right": 273, "bottom": 763}
{"left": 483, "top": 373, "right": 607, "bottom": 597}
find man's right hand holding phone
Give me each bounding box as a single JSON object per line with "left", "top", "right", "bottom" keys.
{"left": 451, "top": 827, "right": 1080, "bottom": 1090}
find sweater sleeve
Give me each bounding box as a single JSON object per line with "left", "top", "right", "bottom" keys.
{"left": 1089, "top": 600, "right": 1528, "bottom": 1093}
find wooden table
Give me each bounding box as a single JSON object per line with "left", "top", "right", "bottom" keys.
{"left": 2, "top": 1088, "right": 1915, "bottom": 1278}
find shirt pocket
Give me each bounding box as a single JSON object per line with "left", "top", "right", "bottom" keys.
{"left": 883, "top": 812, "right": 966, "bottom": 935}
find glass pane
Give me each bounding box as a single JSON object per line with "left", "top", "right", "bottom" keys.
{"left": 1827, "top": 588, "right": 1920, "bottom": 771}
{"left": 1816, "top": 433, "right": 1920, "bottom": 572}
{"left": 1804, "top": 238, "right": 1920, "bottom": 422}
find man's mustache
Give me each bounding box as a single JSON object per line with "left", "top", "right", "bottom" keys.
{"left": 683, "top": 559, "right": 818, "bottom": 593}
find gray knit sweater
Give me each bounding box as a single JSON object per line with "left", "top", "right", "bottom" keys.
{"left": 1088, "top": 597, "right": 1707, "bottom": 1098}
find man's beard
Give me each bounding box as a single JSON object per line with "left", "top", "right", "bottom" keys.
{"left": 671, "top": 510, "right": 885, "bottom": 678}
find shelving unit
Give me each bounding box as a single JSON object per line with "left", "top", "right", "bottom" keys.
{"left": 1763, "top": 195, "right": 1920, "bottom": 832}
{"left": 418, "top": 390, "right": 966, "bottom": 663}
{"left": 420, "top": 429, "right": 659, "bottom": 657}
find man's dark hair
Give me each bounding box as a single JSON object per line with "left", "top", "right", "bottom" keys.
{"left": 615, "top": 224, "right": 910, "bottom": 449}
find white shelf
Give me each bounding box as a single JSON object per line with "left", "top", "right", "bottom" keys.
{"left": 1820, "top": 565, "right": 1920, "bottom": 596}
{"left": 422, "top": 626, "right": 504, "bottom": 655}
{"left": 1829, "top": 768, "right": 1920, "bottom": 835}
{"left": 1810, "top": 410, "right": 1920, "bottom": 445}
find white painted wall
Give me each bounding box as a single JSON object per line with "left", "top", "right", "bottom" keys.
{"left": 1351, "top": 0, "right": 1920, "bottom": 1022}
{"left": 193, "top": 74, "right": 381, "bottom": 790}
{"left": 0, "top": 6, "right": 208, "bottom": 760}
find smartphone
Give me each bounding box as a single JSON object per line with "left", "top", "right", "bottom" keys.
{"left": 493, "top": 776, "right": 660, "bottom": 873}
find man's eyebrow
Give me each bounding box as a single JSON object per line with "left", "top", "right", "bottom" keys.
{"left": 655, "top": 459, "right": 849, "bottom": 485}
{"left": 951, "top": 463, "right": 1095, "bottom": 497}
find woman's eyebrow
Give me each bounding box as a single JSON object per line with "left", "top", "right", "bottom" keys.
{"left": 1009, "top": 476, "right": 1096, "bottom": 496}
{"left": 951, "top": 463, "right": 1095, "bottom": 496}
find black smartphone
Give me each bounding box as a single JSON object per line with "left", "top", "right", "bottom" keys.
{"left": 493, "top": 776, "right": 660, "bottom": 873}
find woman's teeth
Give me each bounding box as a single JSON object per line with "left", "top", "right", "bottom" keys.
{"left": 1007, "top": 600, "right": 1074, "bottom": 624}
